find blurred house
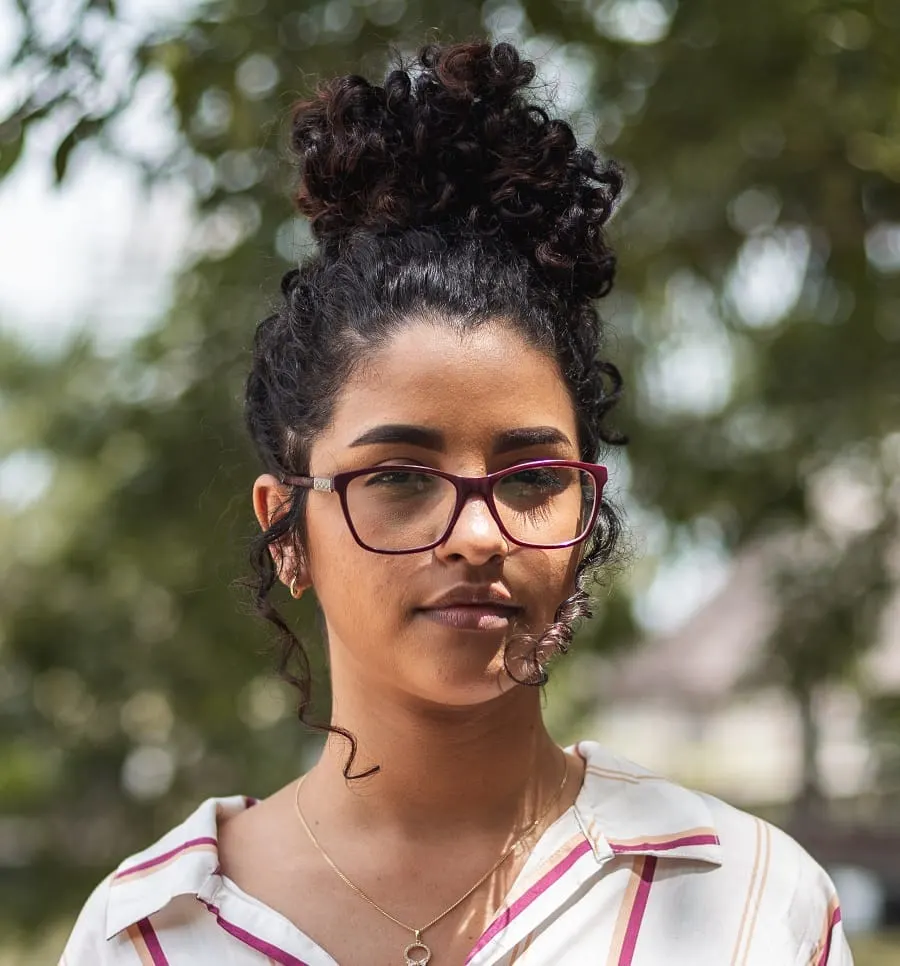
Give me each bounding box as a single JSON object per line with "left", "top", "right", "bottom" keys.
{"left": 587, "top": 543, "right": 900, "bottom": 806}
{"left": 585, "top": 540, "right": 900, "bottom": 924}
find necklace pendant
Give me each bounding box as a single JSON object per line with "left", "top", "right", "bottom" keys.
{"left": 404, "top": 940, "right": 432, "bottom": 966}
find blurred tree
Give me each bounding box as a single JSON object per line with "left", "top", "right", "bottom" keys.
{"left": 1, "top": 0, "right": 899, "bottom": 936}
{"left": 746, "top": 513, "right": 897, "bottom": 818}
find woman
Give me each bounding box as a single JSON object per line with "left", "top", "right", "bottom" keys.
{"left": 61, "top": 41, "right": 851, "bottom": 966}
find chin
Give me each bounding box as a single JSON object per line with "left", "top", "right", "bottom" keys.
{"left": 404, "top": 620, "right": 548, "bottom": 701}
{"left": 408, "top": 656, "right": 523, "bottom": 708}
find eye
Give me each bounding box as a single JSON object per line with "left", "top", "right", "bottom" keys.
{"left": 497, "top": 468, "right": 569, "bottom": 500}
{"left": 363, "top": 470, "right": 437, "bottom": 493}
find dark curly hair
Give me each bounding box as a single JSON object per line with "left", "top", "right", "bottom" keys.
{"left": 245, "top": 41, "right": 626, "bottom": 778}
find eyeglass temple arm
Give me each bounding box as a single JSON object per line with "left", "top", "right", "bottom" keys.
{"left": 280, "top": 474, "right": 334, "bottom": 492}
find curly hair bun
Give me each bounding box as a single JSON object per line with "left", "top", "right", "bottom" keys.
{"left": 290, "top": 41, "right": 622, "bottom": 301}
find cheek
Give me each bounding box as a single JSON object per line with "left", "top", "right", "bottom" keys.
{"left": 524, "top": 548, "right": 581, "bottom": 623}
{"left": 304, "top": 502, "right": 411, "bottom": 636}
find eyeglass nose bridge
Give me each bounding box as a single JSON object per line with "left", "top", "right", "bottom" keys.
{"left": 438, "top": 474, "right": 511, "bottom": 550}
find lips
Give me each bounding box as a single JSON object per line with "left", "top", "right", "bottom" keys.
{"left": 416, "top": 586, "right": 522, "bottom": 631}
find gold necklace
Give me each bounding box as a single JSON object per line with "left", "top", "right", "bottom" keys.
{"left": 293, "top": 757, "right": 569, "bottom": 966}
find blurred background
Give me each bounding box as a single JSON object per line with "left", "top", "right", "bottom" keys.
{"left": 0, "top": 0, "right": 898, "bottom": 961}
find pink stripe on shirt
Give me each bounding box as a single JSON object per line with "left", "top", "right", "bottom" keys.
{"left": 115, "top": 837, "right": 219, "bottom": 880}
{"left": 610, "top": 833, "right": 719, "bottom": 854}
{"left": 816, "top": 906, "right": 842, "bottom": 966}
{"left": 138, "top": 919, "right": 171, "bottom": 966}
{"left": 618, "top": 856, "right": 657, "bottom": 966}
{"left": 199, "top": 898, "right": 312, "bottom": 966}
{"left": 466, "top": 838, "right": 594, "bottom": 963}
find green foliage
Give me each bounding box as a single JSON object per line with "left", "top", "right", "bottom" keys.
{"left": 1, "top": 0, "right": 899, "bottom": 936}
{"left": 852, "top": 932, "right": 900, "bottom": 966}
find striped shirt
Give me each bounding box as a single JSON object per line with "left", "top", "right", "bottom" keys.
{"left": 60, "top": 740, "right": 852, "bottom": 965}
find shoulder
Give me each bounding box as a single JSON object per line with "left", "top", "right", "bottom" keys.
{"left": 572, "top": 741, "right": 850, "bottom": 964}
{"left": 695, "top": 792, "right": 847, "bottom": 962}
{"left": 58, "top": 794, "right": 256, "bottom": 965}
{"left": 697, "top": 788, "right": 830, "bottom": 889}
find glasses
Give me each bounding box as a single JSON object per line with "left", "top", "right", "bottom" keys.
{"left": 281, "top": 459, "right": 608, "bottom": 555}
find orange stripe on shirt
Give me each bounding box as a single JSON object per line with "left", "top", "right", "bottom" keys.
{"left": 112, "top": 843, "right": 218, "bottom": 884}
{"left": 607, "top": 826, "right": 720, "bottom": 852}
{"left": 730, "top": 819, "right": 772, "bottom": 966}
{"left": 126, "top": 923, "right": 157, "bottom": 966}
{"left": 508, "top": 930, "right": 535, "bottom": 964}
{"left": 606, "top": 857, "right": 648, "bottom": 966}
{"left": 729, "top": 819, "right": 763, "bottom": 966}
{"left": 739, "top": 821, "right": 771, "bottom": 966}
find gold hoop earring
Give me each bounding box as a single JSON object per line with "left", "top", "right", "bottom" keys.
{"left": 290, "top": 575, "right": 303, "bottom": 599}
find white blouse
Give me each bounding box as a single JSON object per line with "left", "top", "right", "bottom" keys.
{"left": 60, "top": 740, "right": 853, "bottom": 965}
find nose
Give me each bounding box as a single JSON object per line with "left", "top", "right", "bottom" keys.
{"left": 433, "top": 494, "right": 509, "bottom": 565}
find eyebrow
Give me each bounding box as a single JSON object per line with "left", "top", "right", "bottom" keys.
{"left": 348, "top": 424, "right": 445, "bottom": 450}
{"left": 494, "top": 426, "right": 573, "bottom": 454}
{"left": 347, "top": 424, "right": 574, "bottom": 454}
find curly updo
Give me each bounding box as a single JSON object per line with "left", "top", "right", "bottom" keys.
{"left": 245, "top": 41, "right": 626, "bottom": 776}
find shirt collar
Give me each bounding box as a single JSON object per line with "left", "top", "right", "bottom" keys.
{"left": 105, "top": 743, "right": 722, "bottom": 939}
{"left": 104, "top": 795, "right": 255, "bottom": 940}
{"left": 570, "top": 740, "right": 723, "bottom": 866}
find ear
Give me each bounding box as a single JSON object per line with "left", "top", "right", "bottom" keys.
{"left": 252, "top": 474, "right": 312, "bottom": 596}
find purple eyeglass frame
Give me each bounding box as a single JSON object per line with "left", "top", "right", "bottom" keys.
{"left": 280, "top": 458, "right": 608, "bottom": 555}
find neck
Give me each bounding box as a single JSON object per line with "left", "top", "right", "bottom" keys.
{"left": 304, "top": 658, "right": 564, "bottom": 837}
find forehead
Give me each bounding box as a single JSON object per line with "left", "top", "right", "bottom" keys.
{"left": 327, "top": 319, "right": 578, "bottom": 448}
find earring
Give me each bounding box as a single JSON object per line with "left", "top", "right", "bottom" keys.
{"left": 290, "top": 575, "right": 303, "bottom": 599}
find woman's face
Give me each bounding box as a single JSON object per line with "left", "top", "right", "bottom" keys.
{"left": 261, "top": 319, "right": 586, "bottom": 707}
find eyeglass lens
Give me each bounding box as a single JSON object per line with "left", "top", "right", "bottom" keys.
{"left": 344, "top": 466, "right": 596, "bottom": 552}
